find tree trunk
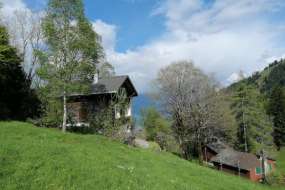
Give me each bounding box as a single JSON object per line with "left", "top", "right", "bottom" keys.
{"left": 204, "top": 147, "right": 207, "bottom": 163}
{"left": 261, "top": 149, "right": 266, "bottom": 183}
{"left": 238, "top": 160, "right": 241, "bottom": 177}
{"left": 197, "top": 130, "right": 203, "bottom": 164}
{"left": 177, "top": 134, "right": 188, "bottom": 160}
{"left": 62, "top": 92, "right": 67, "bottom": 133}
{"left": 242, "top": 95, "right": 248, "bottom": 152}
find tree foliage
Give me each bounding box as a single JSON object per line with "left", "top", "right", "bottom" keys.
{"left": 37, "top": 0, "right": 103, "bottom": 131}
{"left": 263, "top": 59, "right": 285, "bottom": 93}
{"left": 155, "top": 61, "right": 236, "bottom": 160}
{"left": 208, "top": 91, "right": 238, "bottom": 145}
{"left": 140, "top": 107, "right": 174, "bottom": 150}
{"left": 227, "top": 59, "right": 285, "bottom": 153}
{"left": 0, "top": 25, "right": 40, "bottom": 120}
{"left": 268, "top": 86, "right": 285, "bottom": 150}
{"left": 88, "top": 88, "right": 131, "bottom": 141}
{"left": 230, "top": 82, "right": 274, "bottom": 153}
{"left": 2, "top": 9, "right": 43, "bottom": 85}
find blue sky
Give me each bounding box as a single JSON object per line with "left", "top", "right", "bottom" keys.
{"left": 23, "top": 0, "right": 165, "bottom": 52}
{"left": 84, "top": 0, "right": 165, "bottom": 52}
{"left": 3, "top": 0, "right": 285, "bottom": 92}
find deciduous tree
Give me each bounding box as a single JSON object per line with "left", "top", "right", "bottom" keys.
{"left": 155, "top": 61, "right": 234, "bottom": 160}
{"left": 0, "top": 25, "right": 40, "bottom": 120}
{"left": 2, "top": 9, "right": 43, "bottom": 85}
{"left": 37, "top": 0, "right": 103, "bottom": 132}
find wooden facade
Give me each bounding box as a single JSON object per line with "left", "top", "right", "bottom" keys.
{"left": 67, "top": 94, "right": 112, "bottom": 124}
{"left": 212, "top": 160, "right": 275, "bottom": 182}
{"left": 203, "top": 142, "right": 276, "bottom": 182}
{"left": 66, "top": 75, "right": 137, "bottom": 127}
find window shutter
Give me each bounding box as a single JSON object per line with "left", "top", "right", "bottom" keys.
{"left": 255, "top": 167, "right": 262, "bottom": 175}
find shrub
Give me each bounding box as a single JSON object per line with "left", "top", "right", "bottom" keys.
{"left": 140, "top": 107, "right": 179, "bottom": 152}
{"left": 148, "top": 141, "right": 161, "bottom": 152}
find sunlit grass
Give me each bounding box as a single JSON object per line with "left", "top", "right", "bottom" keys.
{"left": 0, "top": 122, "right": 282, "bottom": 190}
{"left": 277, "top": 149, "right": 285, "bottom": 174}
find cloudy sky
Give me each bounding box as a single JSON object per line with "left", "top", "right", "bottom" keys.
{"left": 2, "top": 0, "right": 285, "bottom": 92}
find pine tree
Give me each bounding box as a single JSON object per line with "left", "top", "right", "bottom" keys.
{"left": 0, "top": 25, "right": 40, "bottom": 120}
{"left": 232, "top": 83, "right": 274, "bottom": 153}
{"left": 37, "top": 0, "right": 103, "bottom": 132}
{"left": 268, "top": 86, "right": 285, "bottom": 150}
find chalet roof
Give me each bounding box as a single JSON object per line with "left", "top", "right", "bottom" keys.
{"left": 69, "top": 75, "right": 138, "bottom": 97}
{"left": 206, "top": 141, "right": 230, "bottom": 154}
{"left": 92, "top": 75, "right": 138, "bottom": 96}
{"left": 210, "top": 149, "right": 261, "bottom": 171}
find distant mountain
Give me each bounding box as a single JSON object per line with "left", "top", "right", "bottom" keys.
{"left": 229, "top": 59, "right": 285, "bottom": 94}
{"left": 226, "top": 59, "right": 285, "bottom": 152}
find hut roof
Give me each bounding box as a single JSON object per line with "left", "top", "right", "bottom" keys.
{"left": 210, "top": 149, "right": 261, "bottom": 171}
{"left": 206, "top": 141, "right": 230, "bottom": 154}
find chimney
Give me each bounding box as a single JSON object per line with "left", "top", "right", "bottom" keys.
{"left": 93, "top": 73, "right": 99, "bottom": 84}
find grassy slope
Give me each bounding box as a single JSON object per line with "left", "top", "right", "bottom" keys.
{"left": 0, "top": 122, "right": 281, "bottom": 190}
{"left": 277, "top": 149, "right": 285, "bottom": 176}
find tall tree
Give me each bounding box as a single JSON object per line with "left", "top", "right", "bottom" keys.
{"left": 0, "top": 25, "right": 40, "bottom": 120}
{"left": 37, "top": 0, "right": 103, "bottom": 132}
{"left": 208, "top": 91, "right": 238, "bottom": 145}
{"left": 155, "top": 61, "right": 235, "bottom": 160}
{"left": 268, "top": 86, "right": 285, "bottom": 150}
{"left": 2, "top": 9, "right": 43, "bottom": 85}
{"left": 231, "top": 83, "right": 274, "bottom": 153}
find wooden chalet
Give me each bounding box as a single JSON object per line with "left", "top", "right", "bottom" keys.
{"left": 66, "top": 75, "right": 138, "bottom": 127}
{"left": 203, "top": 141, "right": 276, "bottom": 182}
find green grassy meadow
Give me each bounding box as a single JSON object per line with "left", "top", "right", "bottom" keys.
{"left": 0, "top": 122, "right": 282, "bottom": 190}
{"left": 274, "top": 148, "right": 285, "bottom": 185}
{"left": 277, "top": 149, "right": 285, "bottom": 174}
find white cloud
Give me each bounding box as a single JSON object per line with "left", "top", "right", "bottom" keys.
{"left": 226, "top": 71, "right": 248, "bottom": 85}
{"left": 227, "top": 73, "right": 241, "bottom": 84}
{"left": 3, "top": 0, "right": 285, "bottom": 93}
{"left": 95, "top": 0, "right": 285, "bottom": 92}
{"left": 0, "top": 0, "right": 27, "bottom": 17}
{"left": 264, "top": 54, "right": 285, "bottom": 64}
{"left": 92, "top": 20, "right": 117, "bottom": 53}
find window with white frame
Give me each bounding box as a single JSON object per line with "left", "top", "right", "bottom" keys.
{"left": 115, "top": 105, "right": 121, "bottom": 119}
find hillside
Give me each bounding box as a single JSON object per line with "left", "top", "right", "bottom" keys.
{"left": 225, "top": 59, "right": 285, "bottom": 153}
{"left": 0, "top": 122, "right": 281, "bottom": 190}
{"left": 231, "top": 59, "right": 285, "bottom": 94}
{"left": 277, "top": 148, "right": 285, "bottom": 180}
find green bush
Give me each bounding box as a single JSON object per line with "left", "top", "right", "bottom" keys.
{"left": 148, "top": 141, "right": 161, "bottom": 152}
{"left": 140, "top": 107, "right": 179, "bottom": 152}
{"left": 266, "top": 171, "right": 285, "bottom": 186}
{"left": 37, "top": 98, "right": 62, "bottom": 128}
